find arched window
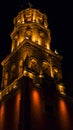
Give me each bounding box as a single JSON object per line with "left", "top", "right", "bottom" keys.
{"left": 42, "top": 61, "right": 50, "bottom": 76}
{"left": 52, "top": 66, "right": 60, "bottom": 80}
{"left": 28, "top": 58, "right": 38, "bottom": 72}
{"left": 25, "top": 13, "right": 32, "bottom": 22}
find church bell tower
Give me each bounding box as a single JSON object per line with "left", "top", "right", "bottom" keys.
{"left": 0, "top": 7, "right": 65, "bottom": 130}
{"left": 1, "top": 7, "right": 63, "bottom": 90}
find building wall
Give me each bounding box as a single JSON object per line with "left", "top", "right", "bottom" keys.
{"left": 30, "top": 88, "right": 73, "bottom": 130}
{"left": 0, "top": 90, "right": 21, "bottom": 130}
{"left": 0, "top": 77, "right": 73, "bottom": 130}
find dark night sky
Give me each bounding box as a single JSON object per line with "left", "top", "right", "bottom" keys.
{"left": 0, "top": 0, "right": 73, "bottom": 97}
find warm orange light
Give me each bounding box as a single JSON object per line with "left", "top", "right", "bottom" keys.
{"left": 21, "top": 15, "right": 24, "bottom": 23}
{"left": 39, "top": 71, "right": 44, "bottom": 78}
{"left": 54, "top": 68, "right": 58, "bottom": 73}
{"left": 0, "top": 103, "right": 5, "bottom": 129}
{"left": 32, "top": 33, "right": 36, "bottom": 42}
{"left": 12, "top": 91, "right": 21, "bottom": 128}
{"left": 50, "top": 63, "right": 54, "bottom": 78}
{"left": 28, "top": 72, "right": 34, "bottom": 79}
{"left": 23, "top": 70, "right": 28, "bottom": 76}
{"left": 0, "top": 103, "right": 5, "bottom": 118}
{"left": 38, "top": 39, "right": 41, "bottom": 45}
{"left": 32, "top": 11, "right": 36, "bottom": 22}
{"left": 32, "top": 90, "right": 40, "bottom": 107}
{"left": 0, "top": 91, "right": 2, "bottom": 100}
{"left": 58, "top": 99, "right": 70, "bottom": 129}
{"left": 57, "top": 84, "right": 65, "bottom": 95}
{"left": 13, "top": 85, "right": 17, "bottom": 89}
{"left": 11, "top": 43, "right": 14, "bottom": 52}
{"left": 46, "top": 43, "right": 50, "bottom": 49}
{"left": 31, "top": 89, "right": 42, "bottom": 119}
{"left": 59, "top": 100, "right": 67, "bottom": 113}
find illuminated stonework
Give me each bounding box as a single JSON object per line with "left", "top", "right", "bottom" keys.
{"left": 0, "top": 7, "right": 64, "bottom": 100}
{"left": 10, "top": 8, "right": 51, "bottom": 52}
{"left": 57, "top": 84, "right": 66, "bottom": 95}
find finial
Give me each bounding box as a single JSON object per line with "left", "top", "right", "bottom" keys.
{"left": 28, "top": 2, "right": 33, "bottom": 8}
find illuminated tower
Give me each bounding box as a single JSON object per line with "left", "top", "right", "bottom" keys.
{"left": 0, "top": 7, "right": 65, "bottom": 130}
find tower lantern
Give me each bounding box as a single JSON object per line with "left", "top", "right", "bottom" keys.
{"left": 11, "top": 8, "right": 50, "bottom": 52}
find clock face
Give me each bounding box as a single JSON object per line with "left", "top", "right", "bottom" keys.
{"left": 38, "top": 30, "right": 49, "bottom": 46}
{"left": 39, "top": 31, "right": 47, "bottom": 39}
{"left": 39, "top": 30, "right": 49, "bottom": 44}
{"left": 40, "top": 32, "right": 45, "bottom": 38}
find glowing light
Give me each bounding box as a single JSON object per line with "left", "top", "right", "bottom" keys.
{"left": 0, "top": 91, "right": 2, "bottom": 100}
{"left": 50, "top": 63, "right": 54, "bottom": 78}
{"left": 21, "top": 21, "right": 24, "bottom": 24}
{"left": 32, "top": 11, "right": 36, "bottom": 22}
{"left": 32, "top": 32, "right": 39, "bottom": 43}
{"left": 46, "top": 44, "right": 50, "bottom": 49}
{"left": 11, "top": 44, "right": 14, "bottom": 52}
{"left": 28, "top": 72, "right": 34, "bottom": 79}
{"left": 0, "top": 103, "right": 5, "bottom": 124}
{"left": 23, "top": 70, "right": 28, "bottom": 76}
{"left": 36, "top": 18, "right": 39, "bottom": 23}
{"left": 13, "top": 91, "right": 21, "bottom": 119}
{"left": 55, "top": 49, "right": 58, "bottom": 54}
{"left": 57, "top": 84, "right": 65, "bottom": 95}
{"left": 26, "top": 36, "right": 29, "bottom": 39}
{"left": 31, "top": 89, "right": 42, "bottom": 117}
{"left": 21, "top": 15, "right": 24, "bottom": 23}
{"left": 38, "top": 40, "right": 41, "bottom": 45}
{"left": 32, "top": 90, "right": 39, "bottom": 103}
{"left": 32, "top": 35, "right": 36, "bottom": 42}
{"left": 39, "top": 71, "right": 44, "bottom": 78}
{"left": 17, "top": 42, "right": 19, "bottom": 46}
{"left": 13, "top": 85, "right": 17, "bottom": 89}
{"left": 54, "top": 68, "right": 58, "bottom": 73}
{"left": 44, "top": 22, "right": 48, "bottom": 28}
{"left": 39, "top": 74, "right": 43, "bottom": 78}
{"left": 58, "top": 99, "right": 70, "bottom": 129}
{"left": 17, "top": 19, "right": 21, "bottom": 24}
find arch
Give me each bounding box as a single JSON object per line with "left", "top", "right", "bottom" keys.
{"left": 10, "top": 64, "right": 16, "bottom": 82}
{"left": 42, "top": 61, "right": 50, "bottom": 76}
{"left": 28, "top": 57, "right": 38, "bottom": 73}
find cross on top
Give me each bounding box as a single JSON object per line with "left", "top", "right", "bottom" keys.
{"left": 28, "top": 2, "right": 33, "bottom": 8}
